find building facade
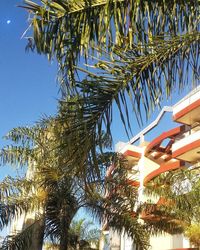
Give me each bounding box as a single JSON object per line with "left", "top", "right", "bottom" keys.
{"left": 105, "top": 86, "right": 200, "bottom": 250}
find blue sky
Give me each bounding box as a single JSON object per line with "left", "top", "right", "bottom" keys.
{"left": 0, "top": 0, "right": 59, "bottom": 178}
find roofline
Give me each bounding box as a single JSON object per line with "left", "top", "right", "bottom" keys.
{"left": 128, "top": 106, "right": 173, "bottom": 145}
{"left": 173, "top": 85, "right": 200, "bottom": 108}
{"left": 122, "top": 85, "right": 200, "bottom": 147}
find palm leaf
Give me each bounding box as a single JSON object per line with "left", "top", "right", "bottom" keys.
{"left": 56, "top": 31, "right": 200, "bottom": 175}
{"left": 1, "top": 217, "right": 44, "bottom": 250}
{"left": 21, "top": 0, "right": 199, "bottom": 84}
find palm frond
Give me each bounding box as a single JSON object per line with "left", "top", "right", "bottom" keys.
{"left": 57, "top": 31, "right": 200, "bottom": 170}
{"left": 0, "top": 146, "right": 35, "bottom": 167}
{"left": 21, "top": 0, "right": 199, "bottom": 85}
{"left": 0, "top": 175, "right": 46, "bottom": 231}
{"left": 4, "top": 126, "right": 44, "bottom": 146}
{"left": 1, "top": 217, "right": 44, "bottom": 250}
{"left": 0, "top": 176, "right": 35, "bottom": 198}
{"left": 145, "top": 218, "right": 184, "bottom": 236}
{"left": 108, "top": 212, "right": 150, "bottom": 250}
{"left": 82, "top": 156, "right": 150, "bottom": 249}
{"left": 142, "top": 166, "right": 200, "bottom": 235}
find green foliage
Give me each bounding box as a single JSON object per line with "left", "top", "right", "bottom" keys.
{"left": 74, "top": 31, "right": 199, "bottom": 130}
{"left": 22, "top": 0, "right": 199, "bottom": 85}
{"left": 20, "top": 0, "right": 200, "bottom": 180}
{"left": 143, "top": 166, "right": 200, "bottom": 236}
{"left": 0, "top": 122, "right": 150, "bottom": 250}
{"left": 1, "top": 124, "right": 200, "bottom": 249}
{"left": 52, "top": 31, "right": 200, "bottom": 191}
{"left": 0, "top": 122, "right": 96, "bottom": 249}
{"left": 68, "top": 218, "right": 100, "bottom": 249}
{"left": 21, "top": 1, "right": 199, "bottom": 148}
{"left": 185, "top": 223, "right": 200, "bottom": 247}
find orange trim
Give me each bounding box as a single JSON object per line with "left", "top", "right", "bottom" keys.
{"left": 145, "top": 126, "right": 184, "bottom": 155}
{"left": 157, "top": 197, "right": 172, "bottom": 206}
{"left": 172, "top": 139, "right": 200, "bottom": 159}
{"left": 144, "top": 160, "right": 183, "bottom": 184}
{"left": 127, "top": 179, "right": 139, "bottom": 187}
{"left": 124, "top": 150, "right": 141, "bottom": 159}
{"left": 173, "top": 99, "right": 200, "bottom": 122}
{"left": 128, "top": 161, "right": 184, "bottom": 185}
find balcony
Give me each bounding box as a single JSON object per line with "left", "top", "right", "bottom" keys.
{"left": 173, "top": 86, "right": 200, "bottom": 125}
{"left": 172, "top": 126, "right": 200, "bottom": 162}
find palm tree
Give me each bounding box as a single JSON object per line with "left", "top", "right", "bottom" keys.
{"left": 1, "top": 123, "right": 199, "bottom": 250}
{"left": 0, "top": 123, "right": 93, "bottom": 250}
{"left": 20, "top": 0, "right": 199, "bottom": 188}
{"left": 44, "top": 218, "right": 103, "bottom": 250}
{"left": 0, "top": 121, "right": 152, "bottom": 250}
{"left": 68, "top": 218, "right": 100, "bottom": 249}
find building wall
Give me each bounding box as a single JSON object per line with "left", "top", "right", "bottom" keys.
{"left": 150, "top": 234, "right": 190, "bottom": 250}
{"left": 109, "top": 229, "right": 121, "bottom": 250}
{"left": 109, "top": 231, "right": 190, "bottom": 250}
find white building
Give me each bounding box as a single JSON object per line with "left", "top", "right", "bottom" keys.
{"left": 104, "top": 86, "right": 200, "bottom": 250}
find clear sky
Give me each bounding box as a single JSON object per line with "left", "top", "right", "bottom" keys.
{"left": 0, "top": 0, "right": 60, "bottom": 178}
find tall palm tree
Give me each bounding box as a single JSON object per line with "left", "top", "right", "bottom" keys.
{"left": 0, "top": 121, "right": 151, "bottom": 250}
{"left": 0, "top": 122, "right": 94, "bottom": 250}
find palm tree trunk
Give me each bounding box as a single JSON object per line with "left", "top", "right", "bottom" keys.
{"left": 31, "top": 218, "right": 45, "bottom": 250}
{"left": 60, "top": 233, "right": 69, "bottom": 250}
{"left": 25, "top": 216, "right": 45, "bottom": 250}
{"left": 59, "top": 207, "right": 78, "bottom": 250}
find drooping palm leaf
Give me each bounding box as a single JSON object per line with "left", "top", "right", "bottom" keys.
{"left": 57, "top": 31, "right": 200, "bottom": 160}
{"left": 1, "top": 217, "right": 44, "bottom": 250}
{"left": 0, "top": 175, "right": 45, "bottom": 235}
{"left": 21, "top": 0, "right": 199, "bottom": 85}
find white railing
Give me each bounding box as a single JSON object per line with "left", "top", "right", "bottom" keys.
{"left": 173, "top": 85, "right": 200, "bottom": 115}
{"left": 172, "top": 129, "right": 200, "bottom": 152}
